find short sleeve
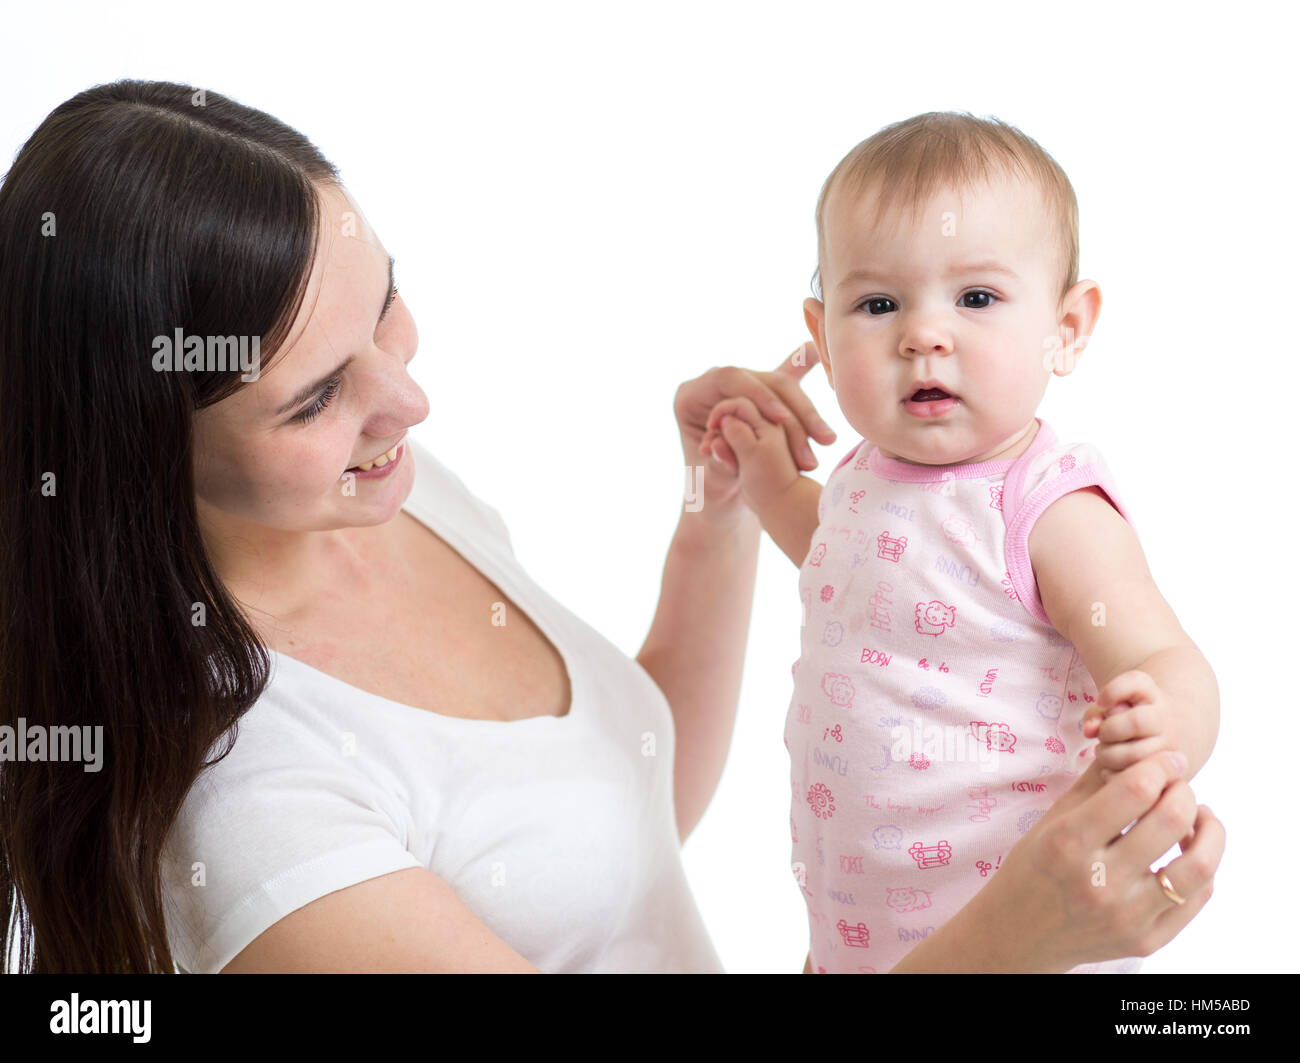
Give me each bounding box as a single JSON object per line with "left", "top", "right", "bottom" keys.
{"left": 161, "top": 712, "right": 422, "bottom": 974}
{"left": 1001, "top": 438, "right": 1137, "bottom": 626}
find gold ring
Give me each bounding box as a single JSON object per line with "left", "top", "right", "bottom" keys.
{"left": 1155, "top": 867, "right": 1187, "bottom": 906}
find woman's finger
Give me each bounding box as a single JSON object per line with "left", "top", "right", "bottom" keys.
{"left": 781, "top": 418, "right": 818, "bottom": 471}
{"left": 772, "top": 341, "right": 821, "bottom": 380}
{"left": 765, "top": 361, "right": 838, "bottom": 446}
{"left": 1077, "top": 751, "right": 1188, "bottom": 851}
{"left": 702, "top": 356, "right": 836, "bottom": 464}
{"left": 706, "top": 392, "right": 821, "bottom": 471}
{"left": 1110, "top": 776, "right": 1199, "bottom": 872}
{"left": 1035, "top": 757, "right": 1108, "bottom": 825}
{"left": 758, "top": 381, "right": 825, "bottom": 469}
{"left": 1139, "top": 805, "right": 1224, "bottom": 955}
{"left": 1171, "top": 805, "right": 1225, "bottom": 886}
{"left": 707, "top": 365, "right": 803, "bottom": 429}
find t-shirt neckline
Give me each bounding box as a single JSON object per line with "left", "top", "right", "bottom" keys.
{"left": 865, "top": 418, "right": 1054, "bottom": 482}
{"left": 268, "top": 442, "right": 579, "bottom": 728}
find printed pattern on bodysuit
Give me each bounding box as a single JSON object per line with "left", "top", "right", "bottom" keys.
{"left": 783, "top": 419, "right": 1143, "bottom": 974}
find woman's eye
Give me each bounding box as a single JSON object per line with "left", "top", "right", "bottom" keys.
{"left": 288, "top": 283, "right": 396, "bottom": 427}
{"left": 292, "top": 376, "right": 342, "bottom": 425}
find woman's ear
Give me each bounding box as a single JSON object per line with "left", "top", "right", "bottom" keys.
{"left": 803, "top": 297, "right": 833, "bottom": 390}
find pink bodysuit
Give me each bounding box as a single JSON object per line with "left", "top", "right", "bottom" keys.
{"left": 784, "top": 417, "right": 1143, "bottom": 974}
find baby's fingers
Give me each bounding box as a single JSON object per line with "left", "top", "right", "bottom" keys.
{"left": 705, "top": 395, "right": 771, "bottom": 437}
{"left": 1096, "top": 669, "right": 1158, "bottom": 716}
{"left": 1096, "top": 702, "right": 1161, "bottom": 743}
{"left": 702, "top": 434, "right": 738, "bottom": 472}
{"left": 1082, "top": 706, "right": 1106, "bottom": 738}
{"left": 701, "top": 398, "right": 773, "bottom": 472}
{"left": 1095, "top": 735, "right": 1172, "bottom": 778}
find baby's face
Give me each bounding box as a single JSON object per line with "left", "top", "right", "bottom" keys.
{"left": 806, "top": 172, "right": 1097, "bottom": 465}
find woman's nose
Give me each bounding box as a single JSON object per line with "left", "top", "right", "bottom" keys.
{"left": 359, "top": 350, "right": 430, "bottom": 434}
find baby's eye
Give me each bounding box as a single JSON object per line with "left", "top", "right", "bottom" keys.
{"left": 857, "top": 290, "right": 998, "bottom": 315}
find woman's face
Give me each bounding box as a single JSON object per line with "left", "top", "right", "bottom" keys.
{"left": 193, "top": 183, "right": 429, "bottom": 539}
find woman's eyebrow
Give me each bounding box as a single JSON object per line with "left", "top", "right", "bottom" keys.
{"left": 272, "top": 255, "right": 395, "bottom": 416}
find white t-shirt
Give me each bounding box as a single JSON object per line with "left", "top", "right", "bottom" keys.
{"left": 161, "top": 438, "right": 725, "bottom": 974}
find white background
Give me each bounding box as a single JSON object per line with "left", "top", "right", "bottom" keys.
{"left": 4, "top": 0, "right": 1294, "bottom": 974}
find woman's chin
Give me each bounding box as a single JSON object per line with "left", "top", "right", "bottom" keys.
{"left": 332, "top": 468, "right": 414, "bottom": 525}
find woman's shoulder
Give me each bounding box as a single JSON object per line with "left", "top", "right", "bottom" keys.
{"left": 175, "top": 675, "right": 376, "bottom": 817}
{"left": 162, "top": 678, "right": 421, "bottom": 973}
{"left": 404, "top": 436, "right": 515, "bottom": 557}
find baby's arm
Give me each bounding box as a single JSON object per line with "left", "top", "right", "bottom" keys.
{"left": 1029, "top": 486, "right": 1219, "bottom": 778}
{"left": 752, "top": 476, "right": 822, "bottom": 569}
{"left": 704, "top": 396, "right": 822, "bottom": 567}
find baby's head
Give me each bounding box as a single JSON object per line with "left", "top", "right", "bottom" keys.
{"left": 804, "top": 112, "right": 1101, "bottom": 466}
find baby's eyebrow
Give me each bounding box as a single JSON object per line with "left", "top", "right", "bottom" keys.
{"left": 944, "top": 260, "right": 1019, "bottom": 280}
{"left": 838, "top": 261, "right": 1020, "bottom": 289}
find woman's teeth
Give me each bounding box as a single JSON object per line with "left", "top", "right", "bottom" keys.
{"left": 352, "top": 443, "right": 400, "bottom": 471}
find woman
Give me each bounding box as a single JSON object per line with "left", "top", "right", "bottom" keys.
{"left": 0, "top": 79, "right": 1222, "bottom": 973}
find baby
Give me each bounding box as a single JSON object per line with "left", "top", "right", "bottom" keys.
{"left": 702, "top": 113, "right": 1218, "bottom": 974}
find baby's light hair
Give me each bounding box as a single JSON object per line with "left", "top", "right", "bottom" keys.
{"left": 812, "top": 111, "right": 1079, "bottom": 311}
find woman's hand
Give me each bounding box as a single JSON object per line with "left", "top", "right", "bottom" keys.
{"left": 673, "top": 343, "right": 836, "bottom": 528}
{"left": 703, "top": 396, "right": 805, "bottom": 521}
{"left": 892, "top": 751, "right": 1224, "bottom": 973}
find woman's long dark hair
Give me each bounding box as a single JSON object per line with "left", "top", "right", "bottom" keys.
{"left": 0, "top": 79, "right": 342, "bottom": 972}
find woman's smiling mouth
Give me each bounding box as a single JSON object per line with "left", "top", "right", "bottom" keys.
{"left": 345, "top": 436, "right": 406, "bottom": 477}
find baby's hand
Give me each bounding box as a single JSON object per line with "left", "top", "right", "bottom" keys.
{"left": 1083, "top": 669, "right": 1179, "bottom": 780}
{"left": 701, "top": 396, "right": 802, "bottom": 517}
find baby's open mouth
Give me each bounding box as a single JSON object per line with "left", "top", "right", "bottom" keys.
{"left": 909, "top": 387, "right": 954, "bottom": 401}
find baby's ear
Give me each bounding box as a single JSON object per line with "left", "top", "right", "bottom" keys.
{"left": 1047, "top": 329, "right": 1088, "bottom": 377}
{"left": 802, "top": 298, "right": 833, "bottom": 390}
{"left": 1050, "top": 280, "right": 1102, "bottom": 377}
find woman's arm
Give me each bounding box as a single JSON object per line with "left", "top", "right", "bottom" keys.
{"left": 636, "top": 506, "right": 762, "bottom": 844}
{"left": 221, "top": 867, "right": 542, "bottom": 973}
{"left": 642, "top": 350, "right": 836, "bottom": 845}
